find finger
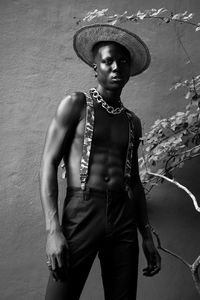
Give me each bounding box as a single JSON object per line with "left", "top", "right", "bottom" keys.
{"left": 56, "top": 254, "right": 62, "bottom": 269}
{"left": 150, "top": 253, "right": 161, "bottom": 272}
{"left": 52, "top": 270, "right": 59, "bottom": 282}
{"left": 47, "top": 264, "right": 53, "bottom": 271}
{"left": 156, "top": 253, "right": 161, "bottom": 268}
{"left": 46, "top": 256, "right": 52, "bottom": 271}
{"left": 51, "top": 255, "right": 57, "bottom": 271}
{"left": 149, "top": 266, "right": 160, "bottom": 276}
{"left": 143, "top": 269, "right": 152, "bottom": 276}
{"left": 143, "top": 269, "right": 149, "bottom": 276}
{"left": 143, "top": 265, "right": 160, "bottom": 277}
{"left": 148, "top": 255, "right": 158, "bottom": 270}
{"left": 143, "top": 260, "right": 155, "bottom": 274}
{"left": 46, "top": 254, "right": 52, "bottom": 263}
{"left": 142, "top": 264, "right": 153, "bottom": 276}
{"left": 142, "top": 265, "right": 153, "bottom": 272}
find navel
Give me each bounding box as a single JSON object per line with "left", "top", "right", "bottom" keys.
{"left": 104, "top": 175, "right": 110, "bottom": 182}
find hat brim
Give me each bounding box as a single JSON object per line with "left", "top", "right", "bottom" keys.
{"left": 73, "top": 24, "right": 151, "bottom": 76}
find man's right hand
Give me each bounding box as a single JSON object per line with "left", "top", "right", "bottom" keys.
{"left": 46, "top": 229, "right": 69, "bottom": 281}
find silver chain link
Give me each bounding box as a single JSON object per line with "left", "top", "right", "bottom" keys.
{"left": 89, "top": 88, "right": 124, "bottom": 115}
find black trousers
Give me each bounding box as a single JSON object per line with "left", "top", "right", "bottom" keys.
{"left": 45, "top": 187, "right": 139, "bottom": 300}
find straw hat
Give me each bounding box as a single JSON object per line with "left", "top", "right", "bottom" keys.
{"left": 73, "top": 23, "right": 151, "bottom": 76}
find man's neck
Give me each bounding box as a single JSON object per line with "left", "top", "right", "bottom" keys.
{"left": 96, "top": 85, "right": 122, "bottom": 107}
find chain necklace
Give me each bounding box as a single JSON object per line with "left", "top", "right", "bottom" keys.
{"left": 89, "top": 88, "right": 124, "bottom": 115}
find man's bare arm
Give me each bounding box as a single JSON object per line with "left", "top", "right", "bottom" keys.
{"left": 131, "top": 148, "right": 151, "bottom": 238}
{"left": 131, "top": 117, "right": 161, "bottom": 277}
{"left": 40, "top": 92, "right": 85, "bottom": 275}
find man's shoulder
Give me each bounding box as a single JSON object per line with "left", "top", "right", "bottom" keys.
{"left": 61, "top": 91, "right": 86, "bottom": 109}
{"left": 55, "top": 92, "right": 86, "bottom": 125}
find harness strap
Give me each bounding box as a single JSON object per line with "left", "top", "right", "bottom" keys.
{"left": 124, "top": 109, "right": 135, "bottom": 189}
{"left": 80, "top": 93, "right": 95, "bottom": 190}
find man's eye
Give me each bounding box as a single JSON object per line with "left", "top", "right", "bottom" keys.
{"left": 120, "top": 59, "right": 128, "bottom": 63}
{"left": 103, "top": 59, "right": 112, "bottom": 65}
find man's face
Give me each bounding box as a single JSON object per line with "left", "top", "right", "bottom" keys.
{"left": 93, "top": 42, "right": 131, "bottom": 90}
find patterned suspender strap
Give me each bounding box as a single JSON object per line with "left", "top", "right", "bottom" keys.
{"left": 80, "top": 93, "right": 95, "bottom": 190}
{"left": 124, "top": 109, "right": 135, "bottom": 190}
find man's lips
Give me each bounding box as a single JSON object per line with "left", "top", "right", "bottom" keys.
{"left": 111, "top": 76, "right": 123, "bottom": 82}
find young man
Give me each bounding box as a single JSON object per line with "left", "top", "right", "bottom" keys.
{"left": 40, "top": 24, "right": 161, "bottom": 300}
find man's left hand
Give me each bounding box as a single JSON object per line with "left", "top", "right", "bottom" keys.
{"left": 142, "top": 238, "right": 161, "bottom": 277}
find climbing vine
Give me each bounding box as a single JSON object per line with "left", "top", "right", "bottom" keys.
{"left": 82, "top": 8, "right": 200, "bottom": 30}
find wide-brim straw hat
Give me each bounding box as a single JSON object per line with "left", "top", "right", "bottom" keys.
{"left": 73, "top": 23, "right": 151, "bottom": 76}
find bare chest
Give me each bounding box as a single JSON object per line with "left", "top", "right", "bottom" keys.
{"left": 93, "top": 105, "right": 129, "bottom": 149}
{"left": 74, "top": 102, "right": 129, "bottom": 154}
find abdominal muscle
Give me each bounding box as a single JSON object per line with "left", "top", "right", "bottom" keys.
{"left": 87, "top": 145, "right": 126, "bottom": 190}
{"left": 65, "top": 144, "right": 126, "bottom": 191}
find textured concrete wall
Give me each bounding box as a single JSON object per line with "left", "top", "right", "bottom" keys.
{"left": 0, "top": 0, "right": 200, "bottom": 299}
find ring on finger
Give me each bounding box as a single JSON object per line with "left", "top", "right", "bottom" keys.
{"left": 46, "top": 260, "right": 52, "bottom": 269}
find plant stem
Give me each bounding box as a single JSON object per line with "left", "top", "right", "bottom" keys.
{"left": 151, "top": 227, "right": 200, "bottom": 295}
{"left": 147, "top": 171, "right": 200, "bottom": 212}
{"left": 144, "top": 15, "right": 199, "bottom": 28}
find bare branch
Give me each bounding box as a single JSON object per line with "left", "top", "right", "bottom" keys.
{"left": 151, "top": 226, "right": 200, "bottom": 295}
{"left": 147, "top": 171, "right": 200, "bottom": 212}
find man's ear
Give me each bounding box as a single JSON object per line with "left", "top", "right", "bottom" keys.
{"left": 93, "top": 64, "right": 97, "bottom": 71}
{"left": 93, "top": 64, "right": 98, "bottom": 78}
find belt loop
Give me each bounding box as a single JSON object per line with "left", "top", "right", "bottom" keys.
{"left": 127, "top": 185, "right": 134, "bottom": 200}
{"left": 106, "top": 189, "right": 112, "bottom": 202}
{"left": 83, "top": 186, "right": 90, "bottom": 201}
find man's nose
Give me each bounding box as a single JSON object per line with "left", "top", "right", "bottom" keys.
{"left": 112, "top": 61, "right": 119, "bottom": 71}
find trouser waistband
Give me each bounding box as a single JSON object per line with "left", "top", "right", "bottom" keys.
{"left": 67, "top": 186, "right": 127, "bottom": 197}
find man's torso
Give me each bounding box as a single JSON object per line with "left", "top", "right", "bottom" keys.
{"left": 63, "top": 93, "right": 129, "bottom": 190}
